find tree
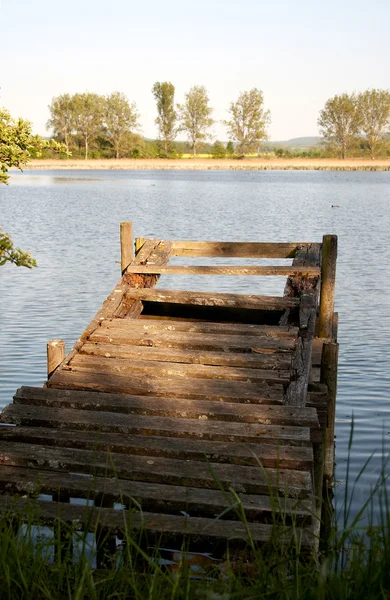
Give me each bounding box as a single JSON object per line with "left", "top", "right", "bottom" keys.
{"left": 357, "top": 89, "right": 390, "bottom": 159}
{"left": 178, "top": 86, "right": 214, "bottom": 156}
{"left": 104, "top": 92, "right": 140, "bottom": 159}
{"left": 1, "top": 107, "right": 65, "bottom": 267}
{"left": 226, "top": 141, "right": 235, "bottom": 156}
{"left": 152, "top": 82, "right": 177, "bottom": 156}
{"left": 72, "top": 93, "right": 104, "bottom": 159}
{"left": 223, "top": 88, "right": 270, "bottom": 156}
{"left": 211, "top": 140, "right": 226, "bottom": 158}
{"left": 47, "top": 94, "right": 75, "bottom": 153}
{"left": 318, "top": 93, "right": 361, "bottom": 159}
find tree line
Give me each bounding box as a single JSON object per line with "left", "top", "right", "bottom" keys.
{"left": 46, "top": 85, "right": 270, "bottom": 159}
{"left": 318, "top": 90, "right": 390, "bottom": 159}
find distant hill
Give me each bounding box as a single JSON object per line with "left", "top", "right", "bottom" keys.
{"left": 269, "top": 137, "right": 322, "bottom": 149}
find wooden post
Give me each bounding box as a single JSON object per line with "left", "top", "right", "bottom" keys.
{"left": 285, "top": 292, "right": 316, "bottom": 407}
{"left": 135, "top": 237, "right": 145, "bottom": 255}
{"left": 47, "top": 339, "right": 65, "bottom": 379}
{"left": 321, "top": 341, "right": 339, "bottom": 479}
{"left": 318, "top": 235, "right": 337, "bottom": 339}
{"left": 96, "top": 496, "right": 116, "bottom": 569}
{"left": 53, "top": 491, "right": 73, "bottom": 563}
{"left": 120, "top": 221, "right": 133, "bottom": 275}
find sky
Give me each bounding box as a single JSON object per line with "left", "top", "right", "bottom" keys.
{"left": 1, "top": 0, "right": 389, "bottom": 141}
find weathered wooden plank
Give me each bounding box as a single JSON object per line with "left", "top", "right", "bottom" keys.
{"left": 170, "top": 241, "right": 306, "bottom": 258}
{"left": 0, "top": 442, "right": 312, "bottom": 497}
{"left": 124, "top": 265, "right": 320, "bottom": 276}
{"left": 122, "top": 288, "right": 300, "bottom": 310}
{"left": 0, "top": 496, "right": 315, "bottom": 549}
{"left": 0, "top": 405, "right": 312, "bottom": 445}
{"left": 14, "top": 387, "right": 319, "bottom": 428}
{"left": 0, "top": 466, "right": 312, "bottom": 521}
{"left": 48, "top": 370, "right": 284, "bottom": 403}
{"left": 90, "top": 327, "right": 296, "bottom": 352}
{"left": 68, "top": 355, "right": 290, "bottom": 384}
{"left": 103, "top": 318, "right": 299, "bottom": 338}
{"left": 81, "top": 342, "right": 293, "bottom": 370}
{"left": 0, "top": 426, "right": 314, "bottom": 469}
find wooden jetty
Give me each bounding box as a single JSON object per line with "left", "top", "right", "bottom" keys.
{"left": 0, "top": 223, "right": 338, "bottom": 562}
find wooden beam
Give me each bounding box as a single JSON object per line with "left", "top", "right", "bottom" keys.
{"left": 170, "top": 241, "right": 308, "bottom": 258}
{"left": 0, "top": 425, "right": 315, "bottom": 470}
{"left": 80, "top": 342, "right": 293, "bottom": 370}
{"left": 90, "top": 327, "right": 296, "bottom": 351}
{"left": 14, "top": 387, "right": 318, "bottom": 428}
{"left": 318, "top": 235, "right": 337, "bottom": 339}
{"left": 120, "top": 221, "right": 133, "bottom": 275}
{"left": 0, "top": 466, "right": 312, "bottom": 521}
{"left": 103, "top": 317, "right": 298, "bottom": 337}
{"left": 122, "top": 288, "right": 300, "bottom": 310}
{"left": 48, "top": 369, "right": 284, "bottom": 404}
{"left": 124, "top": 265, "right": 320, "bottom": 276}
{"left": 0, "top": 496, "right": 315, "bottom": 549}
{"left": 0, "top": 441, "right": 312, "bottom": 497}
{"left": 0, "top": 404, "right": 312, "bottom": 445}
{"left": 68, "top": 354, "right": 290, "bottom": 385}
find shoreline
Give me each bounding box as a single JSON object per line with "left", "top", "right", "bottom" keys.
{"left": 19, "top": 158, "right": 390, "bottom": 171}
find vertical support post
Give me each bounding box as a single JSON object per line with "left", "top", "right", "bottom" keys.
{"left": 318, "top": 235, "right": 338, "bottom": 339}
{"left": 120, "top": 221, "right": 133, "bottom": 275}
{"left": 53, "top": 491, "right": 73, "bottom": 563}
{"left": 96, "top": 496, "right": 116, "bottom": 569}
{"left": 47, "top": 339, "right": 65, "bottom": 379}
{"left": 321, "top": 341, "right": 339, "bottom": 479}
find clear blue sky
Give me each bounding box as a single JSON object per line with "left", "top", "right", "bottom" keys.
{"left": 1, "top": 0, "right": 389, "bottom": 141}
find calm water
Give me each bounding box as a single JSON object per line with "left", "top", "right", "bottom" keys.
{"left": 1, "top": 169, "right": 390, "bottom": 521}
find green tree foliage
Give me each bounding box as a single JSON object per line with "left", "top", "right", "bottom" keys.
{"left": 152, "top": 82, "right": 177, "bottom": 156}
{"left": 0, "top": 108, "right": 31, "bottom": 184}
{"left": 0, "top": 228, "right": 37, "bottom": 268}
{"left": 357, "top": 89, "right": 390, "bottom": 159}
{"left": 72, "top": 93, "right": 105, "bottom": 159}
{"left": 211, "top": 140, "right": 226, "bottom": 158}
{"left": 1, "top": 107, "right": 65, "bottom": 267}
{"left": 104, "top": 92, "right": 140, "bottom": 159}
{"left": 178, "top": 86, "right": 214, "bottom": 157}
{"left": 226, "top": 140, "right": 235, "bottom": 156}
{"left": 318, "top": 93, "right": 361, "bottom": 159}
{"left": 47, "top": 94, "right": 75, "bottom": 154}
{"left": 223, "top": 88, "right": 270, "bottom": 156}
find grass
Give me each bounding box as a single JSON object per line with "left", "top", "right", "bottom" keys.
{"left": 0, "top": 427, "right": 389, "bottom": 599}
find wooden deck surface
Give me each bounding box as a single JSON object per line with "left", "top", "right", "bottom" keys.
{"left": 0, "top": 233, "right": 338, "bottom": 557}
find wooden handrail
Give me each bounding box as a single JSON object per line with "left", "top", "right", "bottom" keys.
{"left": 135, "top": 238, "right": 316, "bottom": 259}
{"left": 124, "top": 265, "right": 320, "bottom": 276}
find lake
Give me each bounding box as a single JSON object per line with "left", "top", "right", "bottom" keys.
{"left": 1, "top": 169, "right": 389, "bottom": 522}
